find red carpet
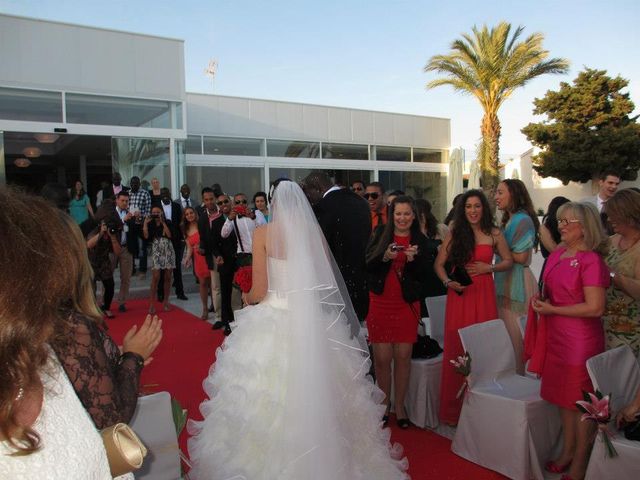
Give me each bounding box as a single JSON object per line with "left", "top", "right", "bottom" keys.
{"left": 107, "top": 299, "right": 505, "bottom": 479}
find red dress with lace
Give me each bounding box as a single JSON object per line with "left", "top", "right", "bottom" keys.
{"left": 366, "top": 235, "right": 420, "bottom": 343}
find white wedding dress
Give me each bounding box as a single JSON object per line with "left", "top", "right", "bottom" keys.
{"left": 187, "top": 182, "right": 409, "bottom": 480}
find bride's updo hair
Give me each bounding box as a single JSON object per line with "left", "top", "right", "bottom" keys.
{"left": 268, "top": 177, "right": 292, "bottom": 203}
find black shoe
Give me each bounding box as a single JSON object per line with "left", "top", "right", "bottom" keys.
{"left": 212, "top": 320, "right": 225, "bottom": 330}
{"left": 223, "top": 325, "right": 232, "bottom": 336}
{"left": 157, "top": 295, "right": 164, "bottom": 302}
{"left": 397, "top": 418, "right": 410, "bottom": 429}
{"left": 176, "top": 294, "right": 188, "bottom": 301}
{"left": 208, "top": 304, "right": 215, "bottom": 312}
{"left": 118, "top": 304, "right": 126, "bottom": 313}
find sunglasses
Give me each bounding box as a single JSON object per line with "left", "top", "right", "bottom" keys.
{"left": 364, "top": 192, "right": 380, "bottom": 200}
{"left": 216, "top": 199, "right": 230, "bottom": 206}
{"left": 234, "top": 199, "right": 248, "bottom": 205}
{"left": 557, "top": 218, "right": 580, "bottom": 226}
{"left": 352, "top": 186, "right": 364, "bottom": 191}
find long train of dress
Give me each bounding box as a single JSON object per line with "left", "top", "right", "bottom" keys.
{"left": 188, "top": 259, "right": 409, "bottom": 480}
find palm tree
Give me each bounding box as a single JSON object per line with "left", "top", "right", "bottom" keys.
{"left": 425, "top": 22, "right": 569, "bottom": 193}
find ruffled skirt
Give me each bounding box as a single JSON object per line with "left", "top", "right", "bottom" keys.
{"left": 187, "top": 295, "right": 408, "bottom": 480}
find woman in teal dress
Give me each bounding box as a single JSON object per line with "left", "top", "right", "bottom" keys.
{"left": 69, "top": 180, "right": 94, "bottom": 224}
{"left": 494, "top": 179, "right": 539, "bottom": 374}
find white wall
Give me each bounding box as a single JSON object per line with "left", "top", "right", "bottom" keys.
{"left": 186, "top": 93, "right": 450, "bottom": 148}
{"left": 0, "top": 14, "right": 185, "bottom": 101}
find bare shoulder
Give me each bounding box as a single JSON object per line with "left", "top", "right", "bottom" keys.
{"left": 253, "top": 223, "right": 268, "bottom": 243}
{"left": 491, "top": 227, "right": 503, "bottom": 238}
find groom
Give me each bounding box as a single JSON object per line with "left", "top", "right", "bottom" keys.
{"left": 302, "top": 172, "right": 371, "bottom": 321}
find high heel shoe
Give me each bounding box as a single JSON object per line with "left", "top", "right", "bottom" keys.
{"left": 545, "top": 460, "right": 570, "bottom": 473}
{"left": 397, "top": 417, "right": 410, "bottom": 429}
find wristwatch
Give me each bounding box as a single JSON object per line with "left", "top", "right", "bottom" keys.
{"left": 443, "top": 278, "right": 451, "bottom": 287}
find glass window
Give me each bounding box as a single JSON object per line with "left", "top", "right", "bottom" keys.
{"left": 378, "top": 170, "right": 446, "bottom": 220}
{"left": 112, "top": 137, "right": 170, "bottom": 189}
{"left": 186, "top": 166, "right": 264, "bottom": 203}
{"left": 66, "top": 93, "right": 181, "bottom": 129}
{"left": 203, "top": 136, "right": 262, "bottom": 156}
{"left": 413, "top": 148, "right": 442, "bottom": 163}
{"left": 185, "top": 135, "right": 202, "bottom": 154}
{"left": 269, "top": 168, "right": 372, "bottom": 188}
{"left": 375, "top": 146, "right": 410, "bottom": 162}
{"left": 0, "top": 87, "right": 62, "bottom": 122}
{"left": 267, "top": 139, "right": 319, "bottom": 158}
{"left": 322, "top": 143, "right": 369, "bottom": 160}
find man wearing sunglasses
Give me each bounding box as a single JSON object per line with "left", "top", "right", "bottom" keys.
{"left": 365, "top": 182, "right": 387, "bottom": 233}
{"left": 351, "top": 180, "right": 366, "bottom": 198}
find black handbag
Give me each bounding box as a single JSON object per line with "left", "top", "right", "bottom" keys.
{"left": 624, "top": 418, "right": 640, "bottom": 441}
{"left": 412, "top": 319, "right": 443, "bottom": 359}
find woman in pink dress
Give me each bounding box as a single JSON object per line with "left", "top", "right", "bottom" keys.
{"left": 434, "top": 190, "right": 513, "bottom": 425}
{"left": 532, "top": 202, "right": 609, "bottom": 480}
{"left": 181, "top": 207, "right": 211, "bottom": 320}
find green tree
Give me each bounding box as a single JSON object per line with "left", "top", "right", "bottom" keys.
{"left": 425, "top": 22, "right": 569, "bottom": 193}
{"left": 522, "top": 68, "right": 640, "bottom": 184}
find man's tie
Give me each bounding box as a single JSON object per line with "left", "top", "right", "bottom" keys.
{"left": 186, "top": 199, "right": 190, "bottom": 207}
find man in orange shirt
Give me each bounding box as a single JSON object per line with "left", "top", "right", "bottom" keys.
{"left": 365, "top": 182, "right": 387, "bottom": 232}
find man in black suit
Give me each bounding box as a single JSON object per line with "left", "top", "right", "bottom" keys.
{"left": 101, "top": 172, "right": 130, "bottom": 203}
{"left": 302, "top": 172, "right": 372, "bottom": 321}
{"left": 157, "top": 188, "right": 187, "bottom": 301}
{"left": 210, "top": 193, "right": 238, "bottom": 335}
{"left": 197, "top": 187, "right": 222, "bottom": 320}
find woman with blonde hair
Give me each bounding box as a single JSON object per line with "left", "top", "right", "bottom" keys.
{"left": 0, "top": 188, "right": 111, "bottom": 476}
{"left": 602, "top": 189, "right": 640, "bottom": 355}
{"left": 530, "top": 201, "right": 609, "bottom": 480}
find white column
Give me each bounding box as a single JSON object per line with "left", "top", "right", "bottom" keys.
{"left": 0, "top": 132, "right": 6, "bottom": 186}
{"left": 169, "top": 138, "right": 178, "bottom": 196}
{"left": 79, "top": 154, "right": 87, "bottom": 187}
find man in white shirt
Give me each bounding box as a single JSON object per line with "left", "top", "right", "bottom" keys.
{"left": 221, "top": 193, "right": 267, "bottom": 255}
{"left": 582, "top": 171, "right": 621, "bottom": 212}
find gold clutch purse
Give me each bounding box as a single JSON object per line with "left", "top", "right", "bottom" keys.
{"left": 101, "top": 423, "right": 148, "bottom": 477}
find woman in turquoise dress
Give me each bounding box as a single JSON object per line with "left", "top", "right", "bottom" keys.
{"left": 69, "top": 180, "right": 93, "bottom": 224}
{"left": 494, "top": 179, "right": 539, "bottom": 374}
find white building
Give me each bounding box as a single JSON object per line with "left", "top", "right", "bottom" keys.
{"left": 0, "top": 14, "right": 451, "bottom": 217}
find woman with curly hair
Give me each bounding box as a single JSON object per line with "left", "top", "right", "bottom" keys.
{"left": 434, "top": 190, "right": 513, "bottom": 425}
{"left": 494, "top": 179, "right": 540, "bottom": 374}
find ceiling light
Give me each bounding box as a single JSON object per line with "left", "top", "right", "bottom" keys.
{"left": 34, "top": 133, "right": 60, "bottom": 143}
{"left": 22, "top": 147, "right": 42, "bottom": 158}
{"left": 14, "top": 158, "right": 31, "bottom": 168}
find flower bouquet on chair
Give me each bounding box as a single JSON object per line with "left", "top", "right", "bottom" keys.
{"left": 451, "top": 351, "right": 472, "bottom": 399}
{"left": 576, "top": 390, "right": 618, "bottom": 458}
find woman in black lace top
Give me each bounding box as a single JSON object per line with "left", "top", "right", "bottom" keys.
{"left": 51, "top": 213, "right": 163, "bottom": 429}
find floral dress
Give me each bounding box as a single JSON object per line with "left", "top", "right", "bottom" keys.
{"left": 603, "top": 237, "right": 640, "bottom": 356}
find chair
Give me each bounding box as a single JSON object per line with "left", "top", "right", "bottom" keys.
{"left": 451, "top": 319, "right": 562, "bottom": 480}
{"left": 585, "top": 346, "right": 640, "bottom": 480}
{"left": 128, "top": 392, "right": 182, "bottom": 480}
{"left": 404, "top": 295, "right": 447, "bottom": 429}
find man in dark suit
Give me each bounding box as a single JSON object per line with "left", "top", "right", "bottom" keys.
{"left": 210, "top": 193, "right": 238, "bottom": 335}
{"left": 302, "top": 172, "right": 372, "bottom": 321}
{"left": 101, "top": 172, "right": 130, "bottom": 203}
{"left": 197, "top": 188, "right": 222, "bottom": 318}
{"left": 157, "top": 188, "right": 187, "bottom": 301}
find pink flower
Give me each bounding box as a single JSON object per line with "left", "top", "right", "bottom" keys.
{"left": 576, "top": 392, "right": 610, "bottom": 423}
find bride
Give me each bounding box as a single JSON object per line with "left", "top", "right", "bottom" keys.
{"left": 187, "top": 180, "right": 409, "bottom": 479}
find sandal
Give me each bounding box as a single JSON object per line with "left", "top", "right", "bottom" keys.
{"left": 545, "top": 460, "right": 570, "bottom": 474}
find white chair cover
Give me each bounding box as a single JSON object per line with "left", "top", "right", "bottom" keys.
{"left": 425, "top": 295, "right": 446, "bottom": 347}
{"left": 451, "top": 320, "right": 562, "bottom": 480}
{"left": 128, "top": 392, "right": 181, "bottom": 480}
{"left": 585, "top": 346, "right": 640, "bottom": 480}
{"left": 403, "top": 296, "right": 448, "bottom": 429}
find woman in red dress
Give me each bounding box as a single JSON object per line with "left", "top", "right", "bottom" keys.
{"left": 434, "top": 190, "right": 513, "bottom": 425}
{"left": 181, "top": 207, "right": 211, "bottom": 319}
{"left": 366, "top": 196, "right": 433, "bottom": 428}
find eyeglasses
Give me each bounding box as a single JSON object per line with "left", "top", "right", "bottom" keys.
{"left": 364, "top": 192, "right": 380, "bottom": 200}
{"left": 234, "top": 199, "right": 248, "bottom": 205}
{"left": 557, "top": 218, "right": 580, "bottom": 226}
{"left": 216, "top": 199, "right": 230, "bottom": 206}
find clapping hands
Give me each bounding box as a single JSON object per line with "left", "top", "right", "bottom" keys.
{"left": 123, "top": 314, "right": 163, "bottom": 366}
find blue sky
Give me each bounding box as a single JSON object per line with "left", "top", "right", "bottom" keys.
{"left": 1, "top": 0, "right": 638, "bottom": 156}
